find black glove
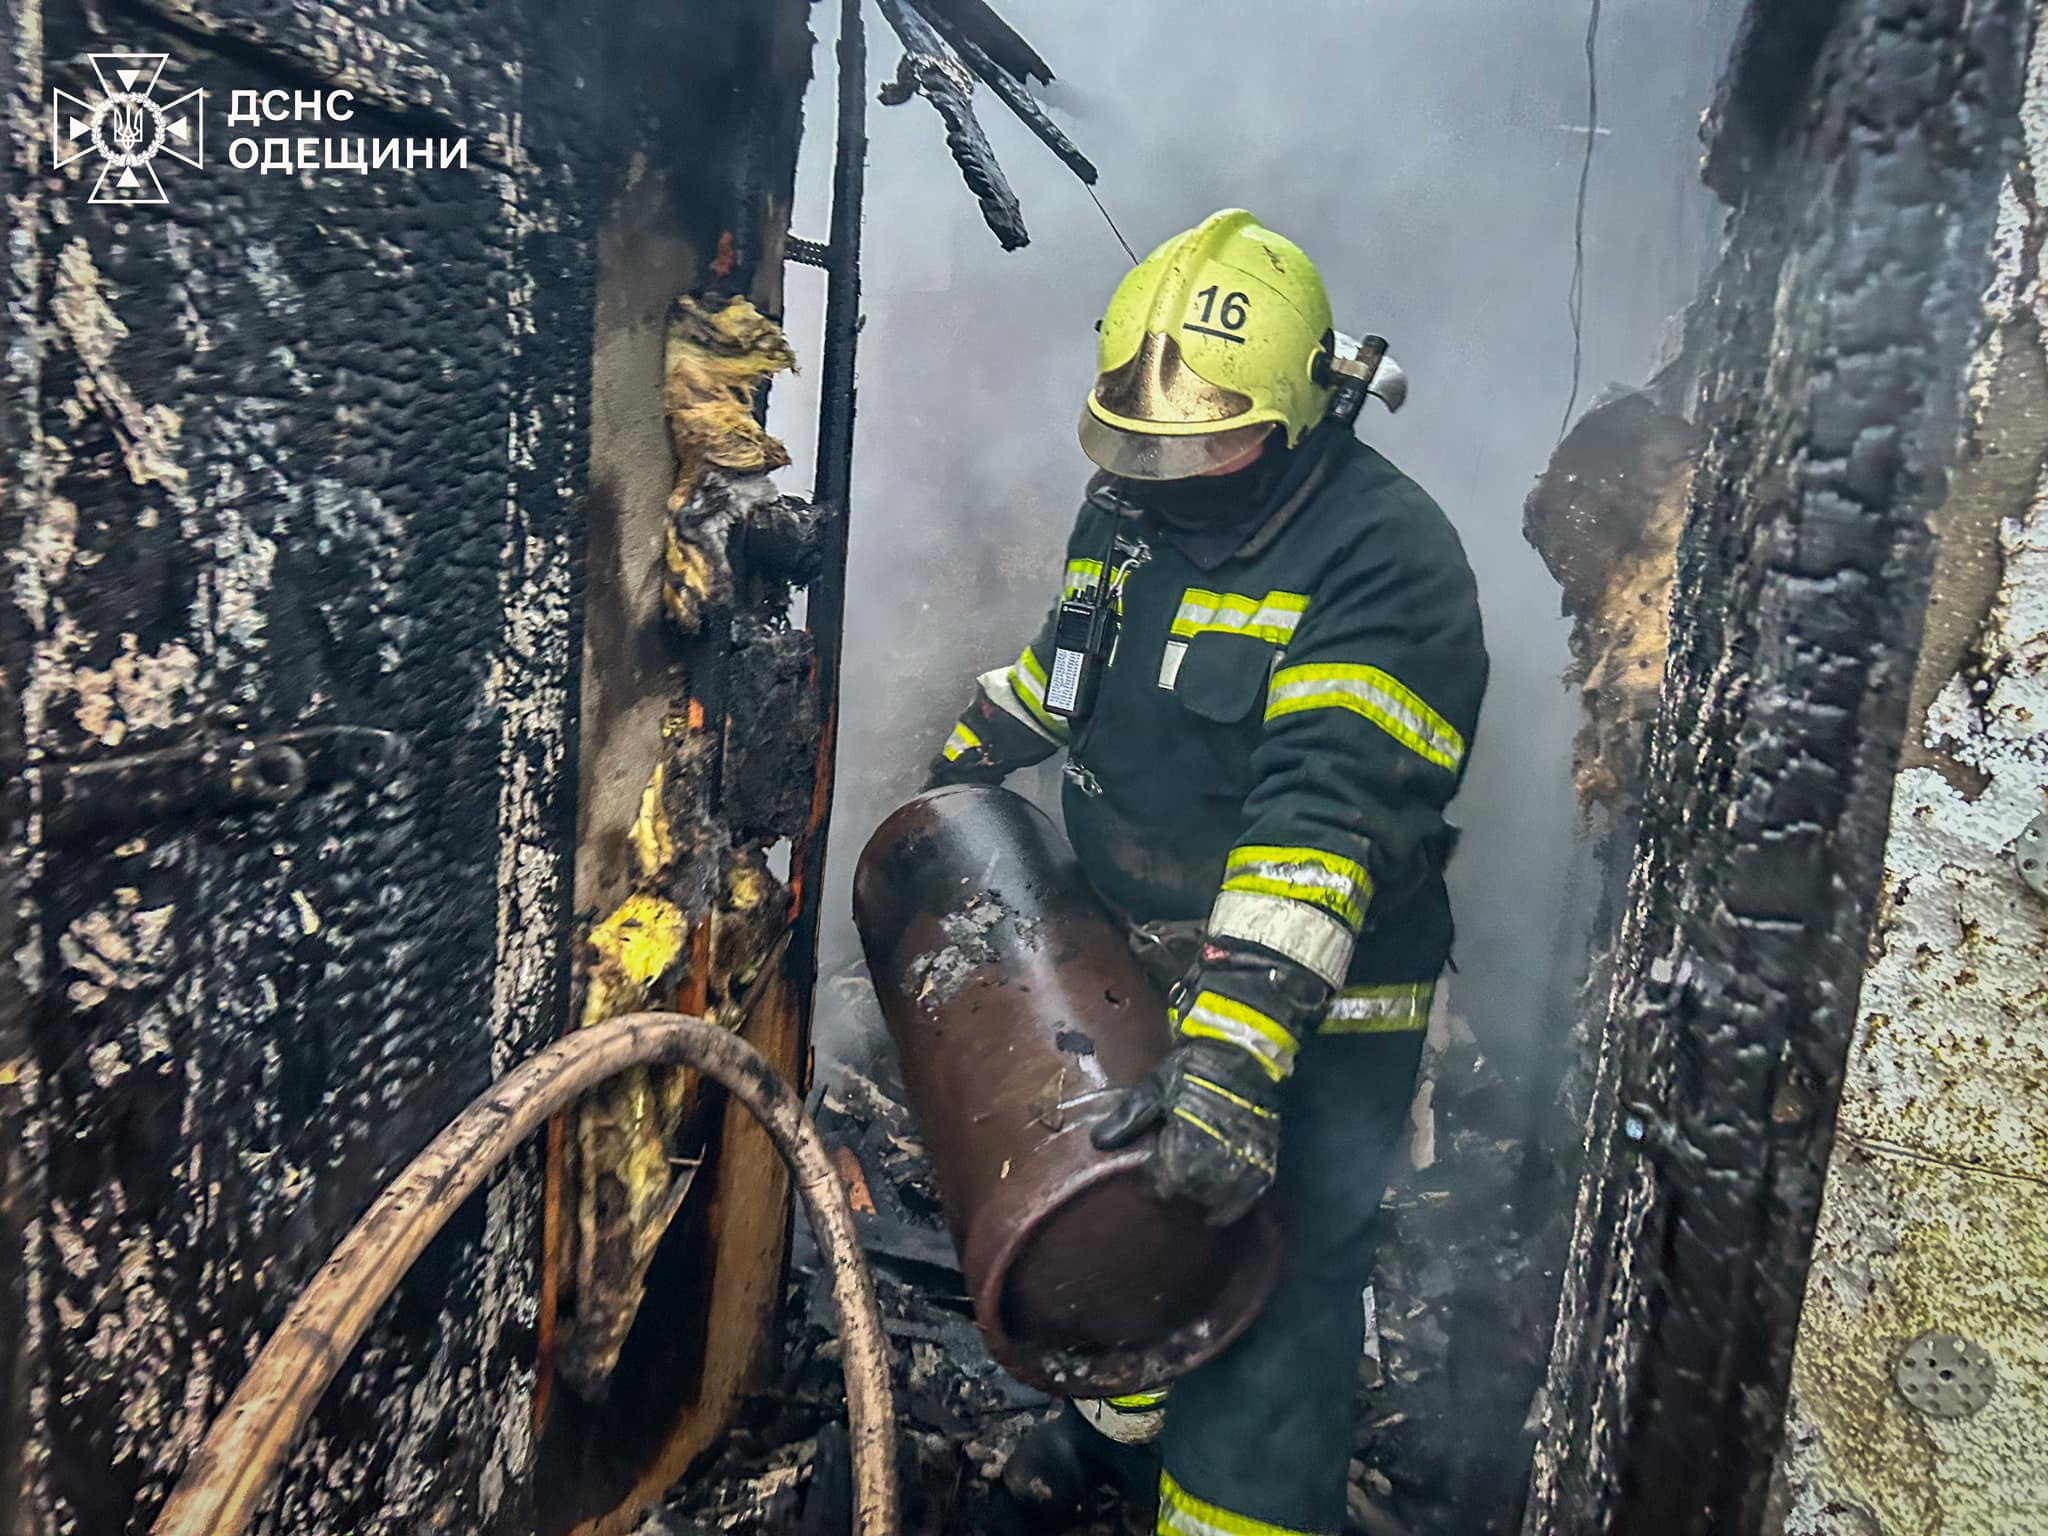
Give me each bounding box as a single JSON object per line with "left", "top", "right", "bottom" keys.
{"left": 923, "top": 735, "right": 1009, "bottom": 792}
{"left": 1091, "top": 1035, "right": 1281, "bottom": 1226}
{"left": 1091, "top": 940, "right": 1331, "bottom": 1225}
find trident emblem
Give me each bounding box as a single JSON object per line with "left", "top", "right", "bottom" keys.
{"left": 108, "top": 100, "right": 147, "bottom": 157}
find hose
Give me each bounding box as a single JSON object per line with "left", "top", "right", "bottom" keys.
{"left": 151, "top": 1011, "right": 898, "bottom": 1536}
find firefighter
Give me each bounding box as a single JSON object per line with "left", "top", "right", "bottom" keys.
{"left": 924, "top": 209, "right": 1489, "bottom": 1536}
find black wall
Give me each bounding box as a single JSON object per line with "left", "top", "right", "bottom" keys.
{"left": 0, "top": 3, "right": 804, "bottom": 1531}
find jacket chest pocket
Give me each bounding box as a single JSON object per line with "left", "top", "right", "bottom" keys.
{"left": 1163, "top": 629, "right": 1278, "bottom": 724}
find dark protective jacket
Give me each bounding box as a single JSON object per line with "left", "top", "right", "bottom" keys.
{"left": 932, "top": 430, "right": 1488, "bottom": 996}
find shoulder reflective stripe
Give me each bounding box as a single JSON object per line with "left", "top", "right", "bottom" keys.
{"left": 941, "top": 721, "right": 981, "bottom": 761}
{"left": 1159, "top": 1470, "right": 1320, "bottom": 1536}
{"left": 1170, "top": 587, "right": 1310, "bottom": 645}
{"left": 1223, "top": 844, "right": 1373, "bottom": 930}
{"left": 977, "top": 664, "right": 1066, "bottom": 746}
{"left": 1175, "top": 989, "right": 1299, "bottom": 1080}
{"left": 1006, "top": 646, "right": 1073, "bottom": 741}
{"left": 1206, "top": 890, "right": 1355, "bottom": 989}
{"left": 1321, "top": 981, "right": 1435, "bottom": 1034}
{"left": 1064, "top": 557, "right": 1105, "bottom": 598}
{"left": 1265, "top": 662, "right": 1466, "bottom": 771}
{"left": 1158, "top": 636, "right": 1189, "bottom": 690}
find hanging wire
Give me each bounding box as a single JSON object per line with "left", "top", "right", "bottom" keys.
{"left": 1558, "top": 0, "right": 1603, "bottom": 441}
{"left": 1087, "top": 181, "right": 1139, "bottom": 265}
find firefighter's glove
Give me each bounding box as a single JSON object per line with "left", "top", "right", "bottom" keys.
{"left": 1091, "top": 1036, "right": 1282, "bottom": 1227}
{"left": 923, "top": 687, "right": 1058, "bottom": 791}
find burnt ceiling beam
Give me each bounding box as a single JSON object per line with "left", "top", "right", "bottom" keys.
{"left": 874, "top": 0, "right": 1095, "bottom": 251}
{"left": 876, "top": 0, "right": 1027, "bottom": 249}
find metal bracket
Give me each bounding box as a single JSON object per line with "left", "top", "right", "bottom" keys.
{"left": 1618, "top": 1099, "right": 1719, "bottom": 1189}
{"left": 37, "top": 724, "right": 404, "bottom": 843}
{"left": 2016, "top": 812, "right": 2048, "bottom": 900}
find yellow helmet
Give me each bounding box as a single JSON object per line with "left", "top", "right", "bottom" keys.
{"left": 1079, "top": 209, "right": 1335, "bottom": 480}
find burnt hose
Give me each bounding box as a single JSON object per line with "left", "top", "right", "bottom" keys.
{"left": 151, "top": 1011, "right": 898, "bottom": 1536}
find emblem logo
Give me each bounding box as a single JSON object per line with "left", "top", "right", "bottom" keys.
{"left": 51, "top": 53, "right": 204, "bottom": 205}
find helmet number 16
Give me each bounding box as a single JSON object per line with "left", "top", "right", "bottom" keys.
{"left": 1187, "top": 286, "right": 1251, "bottom": 344}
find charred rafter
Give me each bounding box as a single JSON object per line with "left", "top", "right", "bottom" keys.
{"left": 875, "top": 0, "right": 1095, "bottom": 251}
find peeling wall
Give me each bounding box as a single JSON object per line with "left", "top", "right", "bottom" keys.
{"left": 1773, "top": 13, "right": 2048, "bottom": 1529}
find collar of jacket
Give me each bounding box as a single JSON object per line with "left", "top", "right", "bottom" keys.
{"left": 1084, "top": 424, "right": 1351, "bottom": 572}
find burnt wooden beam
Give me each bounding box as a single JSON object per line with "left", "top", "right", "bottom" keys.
{"left": 789, "top": 0, "right": 869, "bottom": 1056}
{"left": 1525, "top": 3, "right": 2031, "bottom": 1532}
{"left": 877, "top": 0, "right": 1027, "bottom": 250}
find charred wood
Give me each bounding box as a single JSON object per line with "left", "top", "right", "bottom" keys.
{"left": 1525, "top": 3, "right": 2031, "bottom": 1532}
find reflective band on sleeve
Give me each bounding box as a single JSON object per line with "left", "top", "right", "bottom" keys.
{"left": 1064, "top": 557, "right": 1106, "bottom": 598}
{"left": 1320, "top": 981, "right": 1435, "bottom": 1034}
{"left": 941, "top": 721, "right": 982, "bottom": 762}
{"left": 1205, "top": 890, "right": 1355, "bottom": 989}
{"left": 1008, "top": 645, "right": 1074, "bottom": 740}
{"left": 1077, "top": 1393, "right": 1167, "bottom": 1444}
{"left": 1174, "top": 989, "right": 1300, "bottom": 1080}
{"left": 1107, "top": 1389, "right": 1170, "bottom": 1409}
{"left": 1170, "top": 587, "right": 1310, "bottom": 645}
{"left": 978, "top": 660, "right": 1069, "bottom": 746}
{"left": 1159, "top": 1470, "right": 1320, "bottom": 1536}
{"left": 1265, "top": 662, "right": 1466, "bottom": 772}
{"left": 1222, "top": 844, "right": 1373, "bottom": 931}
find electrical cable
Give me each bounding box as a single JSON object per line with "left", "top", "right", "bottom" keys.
{"left": 1559, "top": 0, "right": 1603, "bottom": 441}
{"left": 1087, "top": 180, "right": 1138, "bottom": 265}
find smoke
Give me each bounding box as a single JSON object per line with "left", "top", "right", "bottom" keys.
{"left": 773, "top": 0, "right": 1743, "bottom": 1073}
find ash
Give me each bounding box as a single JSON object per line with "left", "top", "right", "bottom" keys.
{"left": 648, "top": 1018, "right": 1561, "bottom": 1535}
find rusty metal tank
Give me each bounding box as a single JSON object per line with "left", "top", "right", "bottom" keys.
{"left": 851, "top": 784, "right": 1282, "bottom": 1396}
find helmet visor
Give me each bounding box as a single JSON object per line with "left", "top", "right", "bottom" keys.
{"left": 1077, "top": 411, "right": 1276, "bottom": 481}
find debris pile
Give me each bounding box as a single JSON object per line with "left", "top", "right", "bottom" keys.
{"left": 1349, "top": 1014, "right": 1566, "bottom": 1536}
{"left": 651, "top": 1066, "right": 1105, "bottom": 1535}
{"left": 651, "top": 1015, "right": 1561, "bottom": 1536}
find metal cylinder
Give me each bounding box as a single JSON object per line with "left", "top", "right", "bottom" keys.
{"left": 852, "top": 785, "right": 1281, "bottom": 1396}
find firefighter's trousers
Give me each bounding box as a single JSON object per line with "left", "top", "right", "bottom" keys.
{"left": 1153, "top": 1022, "right": 1426, "bottom": 1536}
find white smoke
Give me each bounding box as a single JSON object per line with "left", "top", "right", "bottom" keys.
{"left": 775, "top": 0, "right": 1744, "bottom": 1071}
